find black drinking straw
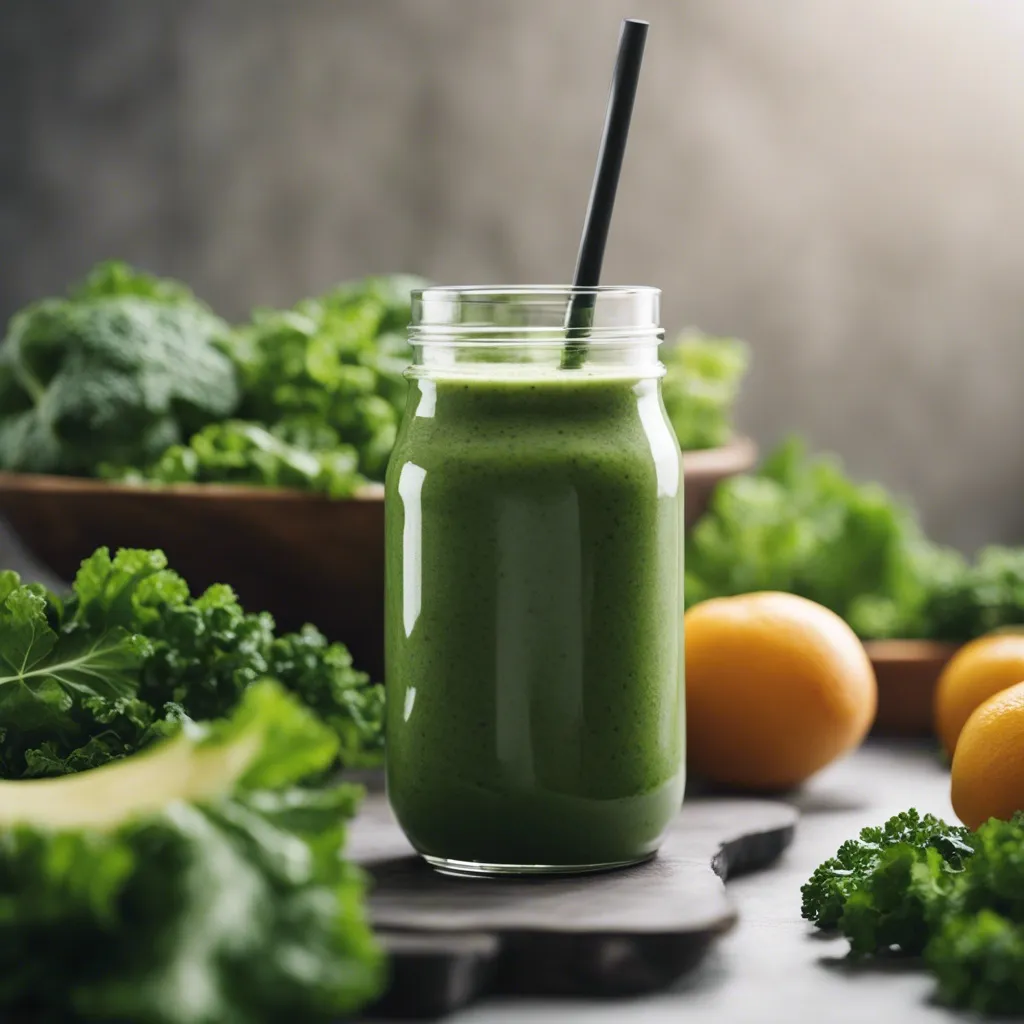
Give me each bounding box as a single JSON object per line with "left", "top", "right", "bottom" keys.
{"left": 562, "top": 18, "right": 649, "bottom": 370}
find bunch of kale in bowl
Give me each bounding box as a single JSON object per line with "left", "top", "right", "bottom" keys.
{"left": 0, "top": 261, "right": 750, "bottom": 495}
{"left": 0, "top": 261, "right": 425, "bottom": 497}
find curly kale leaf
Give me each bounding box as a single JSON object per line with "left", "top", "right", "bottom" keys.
{"left": 801, "top": 809, "right": 974, "bottom": 952}
{"left": 133, "top": 572, "right": 385, "bottom": 769}
{"left": 1, "top": 267, "right": 422, "bottom": 489}
{"left": 662, "top": 331, "right": 749, "bottom": 451}
{"left": 924, "top": 546, "right": 1024, "bottom": 643}
{"left": 0, "top": 263, "right": 239, "bottom": 476}
{"left": 685, "top": 437, "right": 1024, "bottom": 643}
{"left": 954, "top": 813, "right": 1024, "bottom": 919}
{"left": 0, "top": 567, "right": 152, "bottom": 778}
{"left": 920, "top": 814, "right": 1024, "bottom": 1013}
{"left": 1, "top": 548, "right": 384, "bottom": 778}
{"left": 18, "top": 695, "right": 186, "bottom": 778}
{"left": 839, "top": 844, "right": 966, "bottom": 956}
{"left": 264, "top": 624, "right": 385, "bottom": 769}
{"left": 70, "top": 259, "right": 203, "bottom": 306}
{"left": 0, "top": 573, "right": 142, "bottom": 702}
{"left": 63, "top": 546, "right": 188, "bottom": 634}
{"left": 927, "top": 910, "right": 1024, "bottom": 1015}
{"left": 0, "top": 682, "right": 384, "bottom": 1023}
{"left": 220, "top": 274, "right": 426, "bottom": 481}
{"left": 686, "top": 437, "right": 966, "bottom": 640}
{"left": 804, "top": 811, "right": 1024, "bottom": 1014}
{"left": 104, "top": 420, "right": 364, "bottom": 498}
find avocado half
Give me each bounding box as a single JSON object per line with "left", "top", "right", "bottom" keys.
{"left": 0, "top": 726, "right": 260, "bottom": 831}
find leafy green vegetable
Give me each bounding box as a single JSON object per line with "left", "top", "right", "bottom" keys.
{"left": 662, "top": 331, "right": 749, "bottom": 451}
{"left": 687, "top": 438, "right": 1024, "bottom": 642}
{"left": 955, "top": 813, "right": 1024, "bottom": 919}
{"left": 0, "top": 266, "right": 755, "bottom": 488}
{"left": 103, "top": 420, "right": 364, "bottom": 498}
{"left": 926, "top": 910, "right": 1024, "bottom": 1015}
{"left": 803, "top": 810, "right": 1024, "bottom": 1015}
{"left": 686, "top": 437, "right": 967, "bottom": 639}
{"left": 839, "top": 843, "right": 966, "bottom": 956}
{"left": 0, "top": 570, "right": 144, "bottom": 700}
{"left": 0, "top": 681, "right": 384, "bottom": 1023}
{"left": 0, "top": 262, "right": 239, "bottom": 476}
{"left": 0, "top": 264, "right": 423, "bottom": 491}
{"left": 70, "top": 259, "right": 201, "bottom": 306}
{"left": 0, "top": 566, "right": 155, "bottom": 777}
{"left": 0, "top": 548, "right": 384, "bottom": 779}
{"left": 800, "top": 809, "right": 973, "bottom": 945}
{"left": 924, "top": 815, "right": 1024, "bottom": 1013}
{"left": 220, "top": 274, "right": 427, "bottom": 482}
{"left": 924, "top": 546, "right": 1024, "bottom": 642}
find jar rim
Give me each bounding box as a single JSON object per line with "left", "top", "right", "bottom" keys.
{"left": 411, "top": 285, "right": 661, "bottom": 340}
{"left": 413, "top": 284, "right": 660, "bottom": 302}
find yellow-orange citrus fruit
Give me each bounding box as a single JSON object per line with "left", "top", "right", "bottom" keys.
{"left": 685, "top": 592, "right": 877, "bottom": 790}
{"left": 951, "top": 680, "right": 1024, "bottom": 830}
{"left": 934, "top": 634, "right": 1024, "bottom": 757}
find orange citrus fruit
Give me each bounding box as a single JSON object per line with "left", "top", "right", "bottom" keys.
{"left": 951, "top": 680, "right": 1024, "bottom": 829}
{"left": 685, "top": 592, "right": 877, "bottom": 790}
{"left": 934, "top": 634, "right": 1024, "bottom": 757}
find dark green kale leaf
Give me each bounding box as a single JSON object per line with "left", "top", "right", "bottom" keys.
{"left": 0, "top": 682, "right": 384, "bottom": 1023}
{"left": 0, "top": 571, "right": 142, "bottom": 701}
{"left": 685, "top": 437, "right": 1024, "bottom": 644}
{"left": 263, "top": 624, "right": 385, "bottom": 769}
{"left": 0, "top": 567, "right": 151, "bottom": 778}
{"left": 801, "top": 809, "right": 973, "bottom": 949}
{"left": 686, "top": 437, "right": 966, "bottom": 640}
{"left": 71, "top": 259, "right": 202, "bottom": 305}
{"left": 839, "top": 844, "right": 966, "bottom": 956}
{"left": 220, "top": 273, "right": 426, "bottom": 482}
{"left": 1, "top": 548, "right": 385, "bottom": 778}
{"left": 927, "top": 910, "right": 1024, "bottom": 1015}
{"left": 18, "top": 694, "right": 185, "bottom": 778}
{"left": 955, "top": 813, "right": 1024, "bottom": 919}
{"left": 925, "top": 546, "right": 1024, "bottom": 643}
{"left": 921, "top": 814, "right": 1024, "bottom": 1013}
{"left": 104, "top": 420, "right": 364, "bottom": 498}
{"left": 133, "top": 572, "right": 384, "bottom": 769}
{"left": 805, "top": 811, "right": 1024, "bottom": 1015}
{"left": 0, "top": 263, "right": 239, "bottom": 476}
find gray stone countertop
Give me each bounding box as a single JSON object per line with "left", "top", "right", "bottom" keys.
{"left": 373, "top": 740, "right": 964, "bottom": 1024}
{"left": 0, "top": 520, "right": 966, "bottom": 1022}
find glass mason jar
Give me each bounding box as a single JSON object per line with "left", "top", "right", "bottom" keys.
{"left": 384, "top": 286, "right": 685, "bottom": 876}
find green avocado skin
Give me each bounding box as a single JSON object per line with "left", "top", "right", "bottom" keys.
{"left": 385, "top": 373, "right": 686, "bottom": 868}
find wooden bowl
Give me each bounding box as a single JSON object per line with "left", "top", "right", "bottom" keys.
{"left": 865, "top": 639, "right": 961, "bottom": 736}
{"left": 0, "top": 472, "right": 388, "bottom": 677}
{"left": 0, "top": 443, "right": 755, "bottom": 680}
{"left": 682, "top": 437, "right": 757, "bottom": 527}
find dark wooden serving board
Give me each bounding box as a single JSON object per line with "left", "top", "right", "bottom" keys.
{"left": 348, "top": 791, "right": 798, "bottom": 1019}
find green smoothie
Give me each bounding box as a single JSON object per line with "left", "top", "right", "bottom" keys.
{"left": 384, "top": 371, "right": 685, "bottom": 870}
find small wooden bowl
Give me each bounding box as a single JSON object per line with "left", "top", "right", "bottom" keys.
{"left": 0, "top": 472, "right": 388, "bottom": 676}
{"left": 683, "top": 437, "right": 758, "bottom": 526}
{"left": 865, "top": 639, "right": 960, "bottom": 736}
{"left": 0, "top": 441, "right": 754, "bottom": 680}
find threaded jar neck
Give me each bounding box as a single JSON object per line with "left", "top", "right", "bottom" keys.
{"left": 408, "top": 285, "right": 664, "bottom": 378}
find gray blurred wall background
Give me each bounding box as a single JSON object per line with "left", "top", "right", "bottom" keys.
{"left": 3, "top": 0, "right": 1024, "bottom": 555}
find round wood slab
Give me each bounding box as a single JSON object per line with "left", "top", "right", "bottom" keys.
{"left": 349, "top": 791, "right": 797, "bottom": 1018}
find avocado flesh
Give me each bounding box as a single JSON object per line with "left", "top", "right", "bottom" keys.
{"left": 0, "top": 728, "right": 260, "bottom": 831}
